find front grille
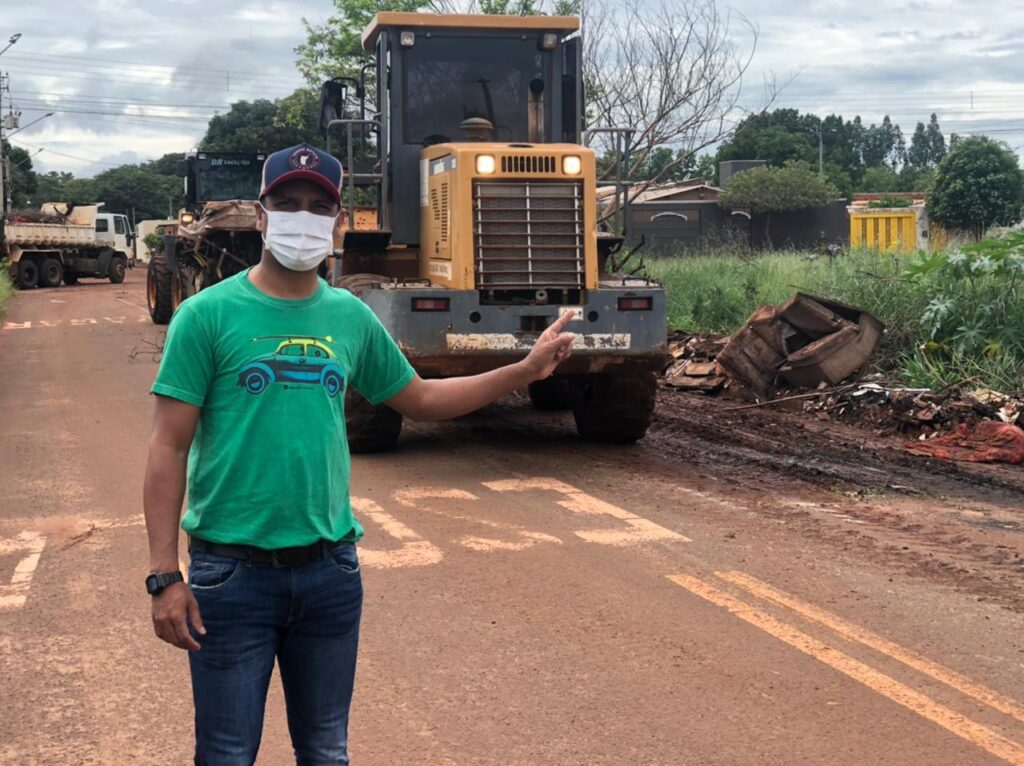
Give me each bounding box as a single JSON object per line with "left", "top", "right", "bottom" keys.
{"left": 473, "top": 181, "right": 585, "bottom": 290}
{"left": 500, "top": 155, "right": 557, "bottom": 174}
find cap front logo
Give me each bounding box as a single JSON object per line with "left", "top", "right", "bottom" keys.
{"left": 289, "top": 147, "right": 321, "bottom": 170}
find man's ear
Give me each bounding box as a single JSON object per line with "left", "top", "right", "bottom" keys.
{"left": 254, "top": 200, "right": 267, "bottom": 235}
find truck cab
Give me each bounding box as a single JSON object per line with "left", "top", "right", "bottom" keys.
{"left": 94, "top": 213, "right": 136, "bottom": 265}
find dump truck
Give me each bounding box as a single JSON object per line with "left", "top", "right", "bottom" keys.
{"left": 322, "top": 12, "right": 668, "bottom": 450}
{"left": 147, "top": 152, "right": 266, "bottom": 323}
{"left": 2, "top": 203, "right": 136, "bottom": 289}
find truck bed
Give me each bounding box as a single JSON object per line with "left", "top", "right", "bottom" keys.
{"left": 3, "top": 220, "right": 96, "bottom": 249}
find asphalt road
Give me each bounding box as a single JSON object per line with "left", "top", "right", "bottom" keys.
{"left": 1, "top": 271, "right": 1023, "bottom": 765}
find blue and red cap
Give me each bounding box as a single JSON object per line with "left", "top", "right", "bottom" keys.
{"left": 260, "top": 144, "right": 342, "bottom": 203}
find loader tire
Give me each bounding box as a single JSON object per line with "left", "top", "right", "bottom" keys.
{"left": 344, "top": 388, "right": 404, "bottom": 453}
{"left": 528, "top": 377, "right": 572, "bottom": 411}
{"left": 570, "top": 371, "right": 657, "bottom": 444}
{"left": 147, "top": 252, "right": 175, "bottom": 324}
{"left": 40, "top": 258, "right": 63, "bottom": 288}
{"left": 15, "top": 259, "right": 39, "bottom": 289}
{"left": 338, "top": 273, "right": 405, "bottom": 452}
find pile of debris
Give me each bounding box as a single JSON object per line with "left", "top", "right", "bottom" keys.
{"left": 4, "top": 209, "right": 67, "bottom": 224}
{"left": 663, "top": 293, "right": 884, "bottom": 400}
{"left": 664, "top": 333, "right": 729, "bottom": 393}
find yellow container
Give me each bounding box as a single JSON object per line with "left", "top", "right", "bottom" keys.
{"left": 849, "top": 210, "right": 917, "bottom": 252}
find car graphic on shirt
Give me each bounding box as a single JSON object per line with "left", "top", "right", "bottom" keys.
{"left": 237, "top": 336, "right": 345, "bottom": 397}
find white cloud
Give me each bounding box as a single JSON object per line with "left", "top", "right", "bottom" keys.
{"left": 6, "top": 0, "right": 1024, "bottom": 176}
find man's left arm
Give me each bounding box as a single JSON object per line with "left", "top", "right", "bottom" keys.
{"left": 385, "top": 311, "right": 576, "bottom": 422}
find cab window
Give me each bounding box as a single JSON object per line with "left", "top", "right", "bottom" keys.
{"left": 308, "top": 345, "right": 328, "bottom": 359}
{"left": 114, "top": 217, "right": 126, "bottom": 235}
{"left": 279, "top": 344, "right": 305, "bottom": 356}
{"left": 95, "top": 219, "right": 109, "bottom": 233}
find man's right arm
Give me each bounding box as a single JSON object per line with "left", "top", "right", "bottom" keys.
{"left": 144, "top": 395, "right": 205, "bottom": 651}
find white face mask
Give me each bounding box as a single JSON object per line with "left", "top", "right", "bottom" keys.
{"left": 260, "top": 206, "right": 337, "bottom": 272}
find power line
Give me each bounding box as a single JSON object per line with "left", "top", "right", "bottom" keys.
{"left": 13, "top": 90, "right": 235, "bottom": 110}
{"left": 1, "top": 50, "right": 301, "bottom": 85}
{"left": 8, "top": 137, "right": 126, "bottom": 167}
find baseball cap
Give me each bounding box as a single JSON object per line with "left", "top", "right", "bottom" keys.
{"left": 260, "top": 144, "right": 342, "bottom": 203}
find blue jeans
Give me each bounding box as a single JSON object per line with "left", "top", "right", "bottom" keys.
{"left": 187, "top": 543, "right": 363, "bottom": 766}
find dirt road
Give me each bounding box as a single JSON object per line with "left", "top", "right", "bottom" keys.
{"left": 2, "top": 272, "right": 1023, "bottom": 765}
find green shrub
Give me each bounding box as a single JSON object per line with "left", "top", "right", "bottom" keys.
{"left": 0, "top": 266, "right": 14, "bottom": 322}
{"left": 867, "top": 196, "right": 913, "bottom": 209}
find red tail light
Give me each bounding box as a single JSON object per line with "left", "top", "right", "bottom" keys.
{"left": 617, "top": 296, "right": 653, "bottom": 311}
{"left": 411, "top": 297, "right": 450, "bottom": 312}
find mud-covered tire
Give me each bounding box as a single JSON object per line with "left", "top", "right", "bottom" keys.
{"left": 337, "top": 274, "right": 404, "bottom": 452}
{"left": 40, "top": 258, "right": 63, "bottom": 288}
{"left": 569, "top": 372, "right": 657, "bottom": 444}
{"left": 147, "top": 253, "right": 174, "bottom": 324}
{"left": 15, "top": 259, "right": 39, "bottom": 289}
{"left": 528, "top": 377, "right": 572, "bottom": 411}
{"left": 345, "top": 388, "right": 403, "bottom": 453}
{"left": 62, "top": 269, "right": 79, "bottom": 285}
{"left": 337, "top": 273, "right": 389, "bottom": 294}
{"left": 109, "top": 257, "right": 126, "bottom": 284}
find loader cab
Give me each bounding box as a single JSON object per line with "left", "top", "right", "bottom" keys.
{"left": 175, "top": 152, "right": 266, "bottom": 213}
{"left": 328, "top": 13, "right": 583, "bottom": 247}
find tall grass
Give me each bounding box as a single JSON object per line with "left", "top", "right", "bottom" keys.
{"left": 0, "top": 268, "right": 13, "bottom": 323}
{"left": 647, "top": 244, "right": 1024, "bottom": 391}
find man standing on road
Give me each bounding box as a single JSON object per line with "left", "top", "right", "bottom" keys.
{"left": 143, "top": 143, "right": 576, "bottom": 765}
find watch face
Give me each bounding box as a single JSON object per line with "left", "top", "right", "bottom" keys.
{"left": 145, "top": 574, "right": 160, "bottom": 594}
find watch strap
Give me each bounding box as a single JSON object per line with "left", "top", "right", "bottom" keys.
{"left": 147, "top": 570, "right": 184, "bottom": 595}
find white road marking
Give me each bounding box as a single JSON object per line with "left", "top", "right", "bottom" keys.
{"left": 393, "top": 487, "right": 561, "bottom": 552}
{"left": 352, "top": 497, "right": 444, "bottom": 569}
{"left": 483, "top": 478, "right": 689, "bottom": 545}
{"left": 0, "top": 532, "right": 47, "bottom": 611}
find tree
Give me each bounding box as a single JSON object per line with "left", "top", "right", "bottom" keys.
{"left": 201, "top": 96, "right": 320, "bottom": 153}
{"left": 718, "top": 161, "right": 838, "bottom": 247}
{"left": 296, "top": 0, "right": 426, "bottom": 88}
{"left": 3, "top": 142, "right": 38, "bottom": 208}
{"left": 860, "top": 165, "right": 900, "bottom": 193}
{"left": 927, "top": 136, "right": 1024, "bottom": 240}
{"left": 862, "top": 115, "right": 904, "bottom": 169}
{"left": 907, "top": 122, "right": 930, "bottom": 169}
{"left": 925, "top": 113, "right": 946, "bottom": 166}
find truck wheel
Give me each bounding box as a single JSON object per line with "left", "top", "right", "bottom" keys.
{"left": 345, "top": 388, "right": 403, "bottom": 453}
{"left": 15, "top": 259, "right": 39, "bottom": 289}
{"left": 40, "top": 258, "right": 63, "bottom": 288}
{"left": 528, "top": 377, "right": 572, "bottom": 410}
{"left": 109, "top": 257, "right": 127, "bottom": 284}
{"left": 569, "top": 372, "right": 657, "bottom": 444}
{"left": 147, "top": 253, "right": 174, "bottom": 324}
{"left": 62, "top": 269, "right": 79, "bottom": 285}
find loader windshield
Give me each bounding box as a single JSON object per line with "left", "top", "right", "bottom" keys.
{"left": 193, "top": 155, "right": 264, "bottom": 203}
{"left": 403, "top": 36, "right": 550, "bottom": 144}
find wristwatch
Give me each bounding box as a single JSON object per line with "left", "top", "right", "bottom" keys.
{"left": 146, "top": 571, "right": 184, "bottom": 596}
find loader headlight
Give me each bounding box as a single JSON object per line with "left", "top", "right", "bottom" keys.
{"left": 562, "top": 155, "right": 582, "bottom": 175}
{"left": 180, "top": 212, "right": 195, "bottom": 224}
{"left": 476, "top": 154, "right": 496, "bottom": 175}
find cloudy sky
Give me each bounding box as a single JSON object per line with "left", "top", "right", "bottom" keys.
{"left": 3, "top": 0, "right": 1023, "bottom": 177}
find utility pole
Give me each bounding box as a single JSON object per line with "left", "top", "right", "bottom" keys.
{"left": 0, "top": 71, "right": 8, "bottom": 215}
{"left": 0, "top": 34, "right": 21, "bottom": 218}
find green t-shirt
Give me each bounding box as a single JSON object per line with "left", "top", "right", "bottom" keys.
{"left": 151, "top": 269, "right": 415, "bottom": 549}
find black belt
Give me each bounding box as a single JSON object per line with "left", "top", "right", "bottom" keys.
{"left": 188, "top": 535, "right": 346, "bottom": 568}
